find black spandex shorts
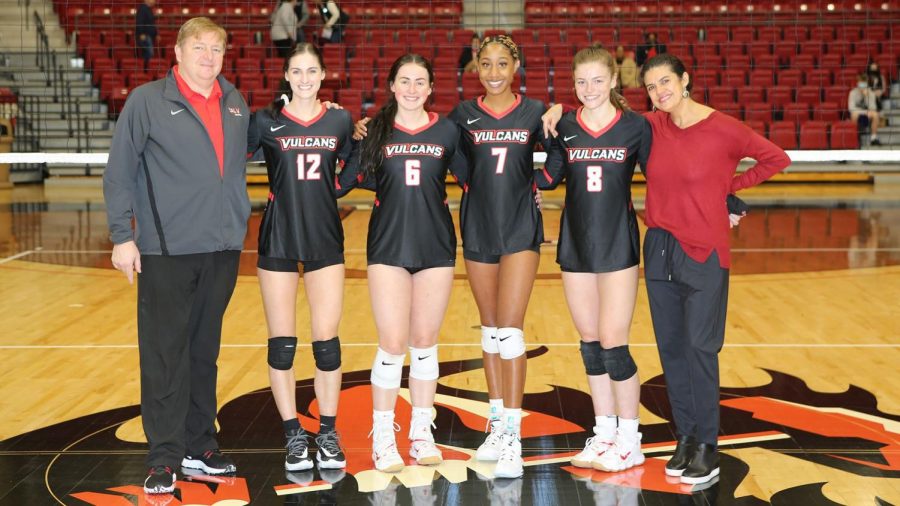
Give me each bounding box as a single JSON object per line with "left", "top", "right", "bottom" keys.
{"left": 257, "top": 254, "right": 344, "bottom": 274}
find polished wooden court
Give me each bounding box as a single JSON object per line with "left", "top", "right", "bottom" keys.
{"left": 0, "top": 181, "right": 898, "bottom": 505}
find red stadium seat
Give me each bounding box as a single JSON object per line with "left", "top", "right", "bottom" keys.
{"left": 778, "top": 69, "right": 804, "bottom": 87}
{"left": 721, "top": 69, "right": 746, "bottom": 87}
{"left": 782, "top": 102, "right": 810, "bottom": 124}
{"left": 757, "top": 26, "right": 781, "bottom": 42}
{"left": 769, "top": 121, "right": 798, "bottom": 149}
{"left": 623, "top": 88, "right": 649, "bottom": 112}
{"left": 799, "top": 121, "right": 828, "bottom": 149}
{"left": 806, "top": 69, "right": 833, "bottom": 87}
{"left": 795, "top": 86, "right": 822, "bottom": 105}
{"left": 738, "top": 86, "right": 764, "bottom": 104}
{"left": 813, "top": 101, "right": 842, "bottom": 122}
{"left": 749, "top": 69, "right": 774, "bottom": 87}
{"left": 767, "top": 86, "right": 794, "bottom": 108}
{"left": 336, "top": 89, "right": 363, "bottom": 119}
{"left": 743, "top": 120, "right": 767, "bottom": 137}
{"left": 829, "top": 121, "right": 859, "bottom": 149}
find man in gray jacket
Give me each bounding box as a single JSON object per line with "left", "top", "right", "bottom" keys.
{"left": 103, "top": 17, "right": 250, "bottom": 495}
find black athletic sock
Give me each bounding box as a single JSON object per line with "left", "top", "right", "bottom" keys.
{"left": 319, "top": 415, "right": 337, "bottom": 434}
{"left": 283, "top": 418, "right": 301, "bottom": 434}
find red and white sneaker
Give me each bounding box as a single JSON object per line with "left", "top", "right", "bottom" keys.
{"left": 369, "top": 421, "right": 404, "bottom": 473}
{"left": 571, "top": 426, "right": 615, "bottom": 468}
{"left": 593, "top": 430, "right": 644, "bottom": 472}
{"left": 408, "top": 415, "right": 443, "bottom": 465}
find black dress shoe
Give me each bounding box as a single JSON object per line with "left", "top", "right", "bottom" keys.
{"left": 681, "top": 443, "right": 719, "bottom": 484}
{"left": 665, "top": 435, "right": 696, "bottom": 477}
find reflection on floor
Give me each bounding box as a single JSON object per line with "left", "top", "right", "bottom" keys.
{"left": 0, "top": 182, "right": 898, "bottom": 505}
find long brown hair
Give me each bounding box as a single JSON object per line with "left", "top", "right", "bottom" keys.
{"left": 266, "top": 43, "right": 326, "bottom": 117}
{"left": 359, "top": 54, "right": 434, "bottom": 178}
{"left": 572, "top": 46, "right": 630, "bottom": 111}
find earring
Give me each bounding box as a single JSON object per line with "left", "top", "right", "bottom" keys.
{"left": 682, "top": 89, "right": 690, "bottom": 98}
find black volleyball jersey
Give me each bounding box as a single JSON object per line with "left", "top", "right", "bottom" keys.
{"left": 539, "top": 108, "right": 652, "bottom": 272}
{"left": 248, "top": 107, "right": 354, "bottom": 261}
{"left": 339, "top": 113, "right": 468, "bottom": 268}
{"left": 450, "top": 95, "right": 550, "bottom": 255}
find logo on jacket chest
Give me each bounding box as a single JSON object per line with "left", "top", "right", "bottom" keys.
{"left": 227, "top": 106, "right": 243, "bottom": 117}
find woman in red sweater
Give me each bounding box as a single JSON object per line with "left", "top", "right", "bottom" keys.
{"left": 639, "top": 53, "right": 790, "bottom": 485}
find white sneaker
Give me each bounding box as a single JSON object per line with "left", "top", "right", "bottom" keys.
{"left": 593, "top": 430, "right": 645, "bottom": 472}
{"left": 409, "top": 415, "right": 443, "bottom": 465}
{"left": 476, "top": 419, "right": 505, "bottom": 461}
{"left": 493, "top": 432, "right": 524, "bottom": 478}
{"left": 571, "top": 427, "right": 615, "bottom": 468}
{"left": 369, "top": 421, "right": 404, "bottom": 473}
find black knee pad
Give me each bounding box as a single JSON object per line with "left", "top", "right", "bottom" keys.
{"left": 601, "top": 345, "right": 638, "bottom": 381}
{"left": 312, "top": 336, "right": 341, "bottom": 372}
{"left": 579, "top": 340, "right": 607, "bottom": 376}
{"left": 267, "top": 336, "right": 298, "bottom": 370}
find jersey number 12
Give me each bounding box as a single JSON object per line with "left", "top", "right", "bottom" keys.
{"left": 296, "top": 153, "right": 322, "bottom": 180}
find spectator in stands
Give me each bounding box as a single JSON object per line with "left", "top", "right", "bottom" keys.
{"left": 849, "top": 73, "right": 882, "bottom": 145}
{"left": 314, "top": 0, "right": 349, "bottom": 44}
{"left": 615, "top": 45, "right": 639, "bottom": 88}
{"left": 460, "top": 34, "right": 480, "bottom": 73}
{"left": 294, "top": 1, "right": 310, "bottom": 43}
{"left": 135, "top": 0, "right": 157, "bottom": 65}
{"left": 867, "top": 61, "right": 888, "bottom": 111}
{"left": 104, "top": 17, "right": 250, "bottom": 495}
{"left": 636, "top": 32, "right": 666, "bottom": 67}
{"left": 271, "top": 0, "right": 299, "bottom": 58}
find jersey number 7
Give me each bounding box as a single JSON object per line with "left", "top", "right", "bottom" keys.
{"left": 491, "top": 147, "right": 507, "bottom": 174}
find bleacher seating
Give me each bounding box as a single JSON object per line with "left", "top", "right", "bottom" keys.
{"left": 54, "top": 0, "right": 896, "bottom": 148}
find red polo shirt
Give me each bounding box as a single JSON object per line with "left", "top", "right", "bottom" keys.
{"left": 173, "top": 65, "right": 225, "bottom": 176}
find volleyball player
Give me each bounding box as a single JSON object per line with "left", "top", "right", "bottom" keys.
{"left": 248, "top": 43, "right": 354, "bottom": 472}
{"left": 450, "top": 35, "right": 550, "bottom": 479}
{"left": 337, "top": 54, "right": 468, "bottom": 473}
{"left": 537, "top": 47, "right": 651, "bottom": 473}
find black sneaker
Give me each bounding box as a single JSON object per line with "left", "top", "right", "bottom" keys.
{"left": 316, "top": 430, "right": 347, "bottom": 469}
{"left": 143, "top": 465, "right": 176, "bottom": 494}
{"left": 680, "top": 443, "right": 719, "bottom": 484}
{"left": 871, "top": 138, "right": 882, "bottom": 146}
{"left": 181, "top": 449, "right": 237, "bottom": 475}
{"left": 665, "top": 435, "right": 696, "bottom": 477}
{"left": 285, "top": 429, "right": 314, "bottom": 471}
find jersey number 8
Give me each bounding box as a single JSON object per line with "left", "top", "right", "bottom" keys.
{"left": 296, "top": 153, "right": 322, "bottom": 180}
{"left": 587, "top": 165, "right": 603, "bottom": 192}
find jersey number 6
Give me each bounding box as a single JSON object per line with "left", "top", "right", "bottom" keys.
{"left": 405, "top": 159, "right": 421, "bottom": 186}
{"left": 296, "top": 153, "right": 322, "bottom": 180}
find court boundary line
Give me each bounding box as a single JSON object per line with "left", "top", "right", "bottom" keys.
{"left": 0, "top": 250, "right": 34, "bottom": 264}
{"left": 1, "top": 343, "right": 897, "bottom": 349}
{"left": 4, "top": 247, "right": 900, "bottom": 255}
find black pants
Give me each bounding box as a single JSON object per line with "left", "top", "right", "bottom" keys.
{"left": 273, "top": 38, "right": 294, "bottom": 57}
{"left": 643, "top": 228, "right": 729, "bottom": 447}
{"left": 137, "top": 250, "right": 240, "bottom": 467}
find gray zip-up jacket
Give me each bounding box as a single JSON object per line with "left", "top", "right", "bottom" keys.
{"left": 104, "top": 70, "right": 251, "bottom": 255}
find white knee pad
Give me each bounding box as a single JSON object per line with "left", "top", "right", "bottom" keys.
{"left": 496, "top": 327, "right": 526, "bottom": 360}
{"left": 371, "top": 347, "right": 405, "bottom": 389}
{"left": 409, "top": 345, "right": 439, "bottom": 381}
{"left": 481, "top": 325, "right": 499, "bottom": 354}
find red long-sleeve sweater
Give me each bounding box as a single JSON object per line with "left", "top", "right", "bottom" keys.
{"left": 643, "top": 110, "right": 791, "bottom": 268}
